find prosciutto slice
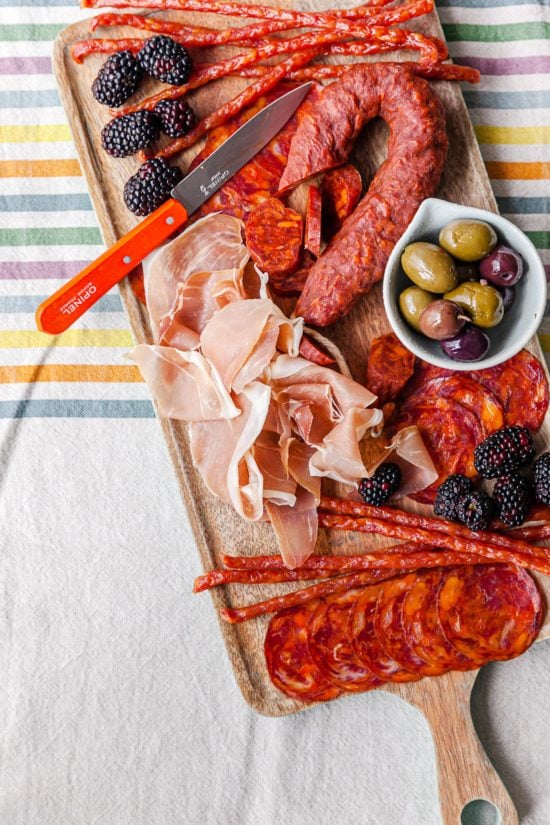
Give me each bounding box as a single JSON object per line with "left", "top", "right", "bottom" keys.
{"left": 269, "top": 355, "right": 378, "bottom": 414}
{"left": 159, "top": 267, "right": 248, "bottom": 350}
{"left": 200, "top": 299, "right": 302, "bottom": 393}
{"left": 128, "top": 345, "right": 238, "bottom": 421}
{"left": 266, "top": 485, "right": 319, "bottom": 570}
{"left": 143, "top": 213, "right": 249, "bottom": 341}
{"left": 310, "top": 407, "right": 384, "bottom": 485}
{"left": 189, "top": 381, "right": 271, "bottom": 521}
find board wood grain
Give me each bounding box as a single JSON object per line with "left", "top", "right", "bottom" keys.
{"left": 52, "top": 6, "right": 550, "bottom": 823}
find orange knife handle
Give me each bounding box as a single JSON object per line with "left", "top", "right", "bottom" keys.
{"left": 35, "top": 198, "right": 188, "bottom": 335}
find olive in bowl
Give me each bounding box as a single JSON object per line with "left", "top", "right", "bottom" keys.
{"left": 383, "top": 198, "right": 547, "bottom": 371}
{"left": 418, "top": 299, "right": 466, "bottom": 341}
{"left": 479, "top": 245, "right": 523, "bottom": 287}
{"left": 439, "top": 219, "right": 497, "bottom": 262}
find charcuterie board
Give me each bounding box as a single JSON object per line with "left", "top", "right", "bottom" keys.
{"left": 53, "top": 5, "right": 550, "bottom": 823}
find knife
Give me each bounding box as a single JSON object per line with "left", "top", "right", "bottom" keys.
{"left": 35, "top": 82, "right": 312, "bottom": 335}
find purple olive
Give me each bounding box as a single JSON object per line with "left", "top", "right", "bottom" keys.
{"left": 479, "top": 244, "right": 524, "bottom": 287}
{"left": 500, "top": 285, "right": 516, "bottom": 312}
{"left": 419, "top": 299, "right": 467, "bottom": 340}
{"left": 440, "top": 324, "right": 490, "bottom": 362}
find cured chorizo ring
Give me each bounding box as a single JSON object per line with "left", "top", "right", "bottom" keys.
{"left": 278, "top": 63, "right": 448, "bottom": 327}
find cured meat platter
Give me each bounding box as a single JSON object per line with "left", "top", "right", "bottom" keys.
{"left": 53, "top": 3, "right": 550, "bottom": 823}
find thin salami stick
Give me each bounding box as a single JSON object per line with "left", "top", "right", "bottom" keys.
{"left": 318, "top": 513, "right": 550, "bottom": 576}
{"left": 218, "top": 554, "right": 490, "bottom": 623}
{"left": 89, "top": 0, "right": 433, "bottom": 44}
{"left": 194, "top": 568, "right": 337, "bottom": 591}
{"left": 511, "top": 524, "right": 550, "bottom": 543}
{"left": 89, "top": 12, "right": 280, "bottom": 45}
{"left": 156, "top": 48, "right": 322, "bottom": 156}
{"left": 220, "top": 543, "right": 434, "bottom": 570}
{"left": 72, "top": 37, "right": 146, "bottom": 62}
{"left": 320, "top": 496, "right": 550, "bottom": 562}
{"left": 219, "top": 60, "right": 479, "bottom": 85}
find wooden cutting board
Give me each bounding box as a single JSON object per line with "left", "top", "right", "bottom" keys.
{"left": 53, "top": 6, "right": 550, "bottom": 824}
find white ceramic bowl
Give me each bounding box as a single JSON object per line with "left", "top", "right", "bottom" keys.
{"left": 383, "top": 198, "right": 547, "bottom": 371}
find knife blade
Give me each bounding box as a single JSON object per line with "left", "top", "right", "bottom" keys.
{"left": 36, "top": 82, "right": 312, "bottom": 335}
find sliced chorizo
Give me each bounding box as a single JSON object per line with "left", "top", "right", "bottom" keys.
{"left": 349, "top": 579, "right": 421, "bottom": 683}
{"left": 373, "top": 572, "right": 430, "bottom": 674}
{"left": 469, "top": 349, "right": 549, "bottom": 431}
{"left": 268, "top": 250, "right": 315, "bottom": 296}
{"left": 400, "top": 568, "right": 474, "bottom": 675}
{"left": 407, "top": 374, "right": 504, "bottom": 436}
{"left": 299, "top": 333, "right": 336, "bottom": 367}
{"left": 265, "top": 601, "right": 342, "bottom": 702}
{"left": 308, "top": 587, "right": 382, "bottom": 692}
{"left": 304, "top": 184, "right": 323, "bottom": 258}
{"left": 245, "top": 197, "right": 303, "bottom": 276}
{"left": 366, "top": 332, "right": 416, "bottom": 405}
{"left": 437, "top": 564, "right": 542, "bottom": 666}
{"left": 321, "top": 163, "right": 362, "bottom": 237}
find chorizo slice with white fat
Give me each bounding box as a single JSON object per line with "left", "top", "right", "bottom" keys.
{"left": 308, "top": 587, "right": 383, "bottom": 692}
{"left": 265, "top": 601, "right": 342, "bottom": 702}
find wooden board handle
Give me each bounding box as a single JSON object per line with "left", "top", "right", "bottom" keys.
{"left": 419, "top": 675, "right": 518, "bottom": 825}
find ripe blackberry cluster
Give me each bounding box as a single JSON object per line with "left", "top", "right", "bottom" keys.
{"left": 359, "top": 463, "right": 401, "bottom": 506}
{"left": 155, "top": 98, "right": 197, "bottom": 138}
{"left": 434, "top": 427, "right": 546, "bottom": 530}
{"left": 473, "top": 426, "right": 535, "bottom": 478}
{"left": 92, "top": 39, "right": 193, "bottom": 108}
{"left": 493, "top": 474, "right": 532, "bottom": 527}
{"left": 434, "top": 474, "right": 495, "bottom": 530}
{"left": 137, "top": 36, "right": 193, "bottom": 85}
{"left": 92, "top": 51, "right": 143, "bottom": 108}
{"left": 533, "top": 453, "right": 550, "bottom": 505}
{"left": 434, "top": 475, "right": 473, "bottom": 521}
{"left": 456, "top": 490, "right": 494, "bottom": 532}
{"left": 123, "top": 158, "right": 183, "bottom": 216}
{"left": 101, "top": 111, "right": 160, "bottom": 158}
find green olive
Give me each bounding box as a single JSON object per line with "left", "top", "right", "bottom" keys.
{"left": 439, "top": 220, "right": 497, "bottom": 262}
{"left": 401, "top": 242, "right": 458, "bottom": 293}
{"left": 444, "top": 282, "right": 504, "bottom": 328}
{"left": 399, "top": 286, "right": 434, "bottom": 332}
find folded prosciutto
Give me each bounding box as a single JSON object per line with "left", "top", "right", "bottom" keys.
{"left": 128, "top": 214, "right": 435, "bottom": 568}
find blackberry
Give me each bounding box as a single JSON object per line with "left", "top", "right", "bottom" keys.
{"left": 91, "top": 51, "right": 143, "bottom": 108}
{"left": 101, "top": 111, "right": 161, "bottom": 158}
{"left": 473, "top": 426, "right": 535, "bottom": 479}
{"left": 123, "top": 158, "right": 183, "bottom": 216}
{"left": 493, "top": 474, "right": 532, "bottom": 527}
{"left": 434, "top": 474, "right": 474, "bottom": 521}
{"left": 359, "top": 463, "right": 401, "bottom": 506}
{"left": 138, "top": 36, "right": 193, "bottom": 85}
{"left": 456, "top": 490, "right": 494, "bottom": 532}
{"left": 155, "top": 98, "right": 197, "bottom": 138}
{"left": 533, "top": 452, "right": 550, "bottom": 505}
